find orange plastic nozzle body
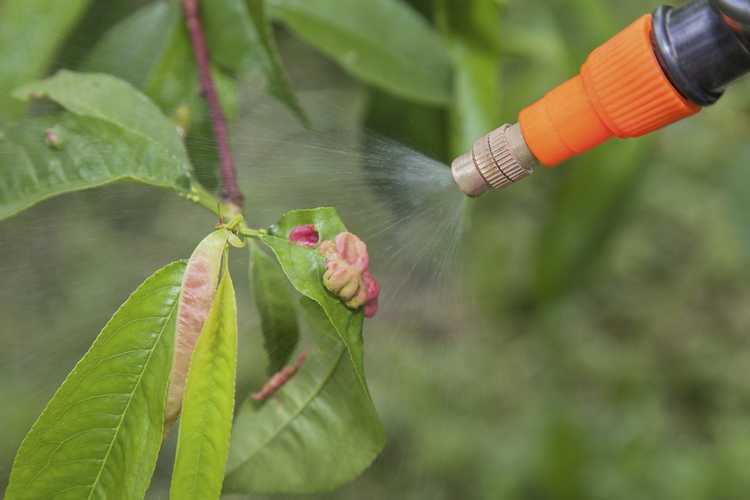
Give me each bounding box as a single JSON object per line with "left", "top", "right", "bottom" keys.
{"left": 519, "top": 14, "right": 700, "bottom": 167}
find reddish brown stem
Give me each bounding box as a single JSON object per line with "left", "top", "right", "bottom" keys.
{"left": 182, "top": 0, "right": 244, "bottom": 207}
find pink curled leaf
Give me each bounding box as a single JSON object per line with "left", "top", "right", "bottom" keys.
{"left": 165, "top": 229, "right": 229, "bottom": 427}
{"left": 289, "top": 224, "right": 319, "bottom": 247}
{"left": 251, "top": 352, "right": 308, "bottom": 401}
{"left": 362, "top": 271, "right": 380, "bottom": 318}
{"left": 319, "top": 232, "right": 380, "bottom": 318}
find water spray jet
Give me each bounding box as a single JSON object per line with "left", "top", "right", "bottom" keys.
{"left": 453, "top": 0, "right": 750, "bottom": 198}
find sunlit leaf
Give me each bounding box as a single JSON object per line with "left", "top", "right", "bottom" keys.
{"left": 268, "top": 0, "right": 453, "bottom": 105}
{"left": 250, "top": 241, "right": 300, "bottom": 374}
{"left": 4, "top": 261, "right": 186, "bottom": 500}
{"left": 225, "top": 208, "right": 384, "bottom": 494}
{"left": 0, "top": 0, "right": 91, "bottom": 119}
{"left": 171, "top": 259, "right": 237, "bottom": 500}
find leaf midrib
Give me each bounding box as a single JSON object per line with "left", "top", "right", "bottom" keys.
{"left": 226, "top": 345, "right": 345, "bottom": 474}
{"left": 84, "top": 296, "right": 179, "bottom": 500}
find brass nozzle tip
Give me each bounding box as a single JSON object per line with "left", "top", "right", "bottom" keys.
{"left": 451, "top": 123, "right": 537, "bottom": 198}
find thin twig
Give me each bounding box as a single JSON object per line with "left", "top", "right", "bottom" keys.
{"left": 182, "top": 0, "right": 244, "bottom": 208}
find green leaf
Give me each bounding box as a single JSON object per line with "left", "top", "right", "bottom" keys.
{"left": 171, "top": 259, "right": 238, "bottom": 500}
{"left": 534, "top": 141, "right": 650, "bottom": 302}
{"left": 250, "top": 241, "right": 300, "bottom": 374}
{"left": 15, "top": 71, "right": 189, "bottom": 166}
{"left": 260, "top": 208, "right": 367, "bottom": 380}
{"left": 83, "top": 5, "right": 239, "bottom": 188}
{"left": 269, "top": 0, "right": 453, "bottom": 105}
{"left": 202, "top": 0, "right": 307, "bottom": 123}
{"left": 0, "top": 71, "right": 212, "bottom": 220}
{"left": 0, "top": 114, "right": 193, "bottom": 221}
{"left": 225, "top": 208, "right": 384, "bottom": 494}
{"left": 82, "top": 2, "right": 197, "bottom": 116}
{"left": 436, "top": 0, "right": 503, "bottom": 156}
{"left": 4, "top": 260, "right": 186, "bottom": 500}
{"left": 0, "top": 0, "right": 91, "bottom": 119}
{"left": 224, "top": 298, "right": 384, "bottom": 494}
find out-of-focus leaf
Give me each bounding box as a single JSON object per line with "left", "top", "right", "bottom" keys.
{"left": 82, "top": 2, "right": 196, "bottom": 116}
{"left": 250, "top": 241, "right": 300, "bottom": 374}
{"left": 4, "top": 261, "right": 186, "bottom": 500}
{"left": 202, "top": 0, "right": 308, "bottom": 124}
{"left": 534, "top": 140, "right": 650, "bottom": 302}
{"left": 365, "top": 89, "right": 450, "bottom": 163}
{"left": 1, "top": 71, "right": 201, "bottom": 220}
{"left": 0, "top": 0, "right": 91, "bottom": 119}
{"left": 268, "top": 0, "right": 453, "bottom": 106}
{"left": 225, "top": 208, "right": 384, "bottom": 494}
{"left": 171, "top": 259, "right": 237, "bottom": 500}
{"left": 436, "top": 0, "right": 503, "bottom": 156}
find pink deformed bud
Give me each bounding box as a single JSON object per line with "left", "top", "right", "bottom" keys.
{"left": 362, "top": 271, "right": 380, "bottom": 318}
{"left": 319, "top": 232, "right": 380, "bottom": 318}
{"left": 289, "top": 224, "right": 319, "bottom": 247}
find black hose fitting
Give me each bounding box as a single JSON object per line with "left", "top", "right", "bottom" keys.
{"left": 652, "top": 0, "right": 750, "bottom": 106}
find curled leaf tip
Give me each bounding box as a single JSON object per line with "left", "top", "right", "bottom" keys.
{"left": 319, "top": 232, "right": 380, "bottom": 318}
{"left": 251, "top": 352, "right": 308, "bottom": 401}
{"left": 289, "top": 224, "right": 320, "bottom": 247}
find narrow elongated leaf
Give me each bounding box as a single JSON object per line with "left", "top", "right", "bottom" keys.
{"left": 225, "top": 298, "right": 384, "bottom": 494}
{"left": 4, "top": 261, "right": 186, "bottom": 500}
{"left": 268, "top": 0, "right": 453, "bottom": 105}
{"left": 225, "top": 208, "right": 384, "bottom": 494}
{"left": 171, "top": 260, "right": 237, "bottom": 500}
{"left": 202, "top": 0, "right": 307, "bottom": 123}
{"left": 250, "top": 241, "right": 300, "bottom": 374}
{"left": 166, "top": 230, "right": 231, "bottom": 426}
{"left": 0, "top": 0, "right": 91, "bottom": 118}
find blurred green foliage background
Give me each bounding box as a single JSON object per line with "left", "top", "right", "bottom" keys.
{"left": 2, "top": 0, "right": 750, "bottom": 498}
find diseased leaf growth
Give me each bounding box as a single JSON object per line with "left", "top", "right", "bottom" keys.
{"left": 0, "top": 0, "right": 462, "bottom": 497}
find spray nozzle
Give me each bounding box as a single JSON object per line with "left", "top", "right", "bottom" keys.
{"left": 451, "top": 123, "right": 537, "bottom": 198}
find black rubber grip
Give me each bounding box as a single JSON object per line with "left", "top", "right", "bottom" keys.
{"left": 652, "top": 0, "right": 750, "bottom": 106}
